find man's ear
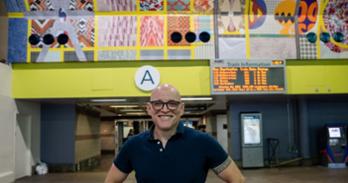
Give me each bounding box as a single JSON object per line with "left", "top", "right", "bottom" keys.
{"left": 180, "top": 103, "right": 185, "bottom": 116}
{"left": 146, "top": 102, "right": 152, "bottom": 115}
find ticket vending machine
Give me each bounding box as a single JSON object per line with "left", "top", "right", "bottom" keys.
{"left": 323, "top": 125, "right": 348, "bottom": 168}
{"left": 241, "top": 113, "right": 264, "bottom": 168}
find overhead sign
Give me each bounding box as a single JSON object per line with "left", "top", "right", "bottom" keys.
{"left": 211, "top": 60, "right": 286, "bottom": 94}
{"left": 135, "top": 65, "right": 160, "bottom": 91}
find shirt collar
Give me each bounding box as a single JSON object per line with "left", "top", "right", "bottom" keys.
{"left": 147, "top": 122, "right": 185, "bottom": 141}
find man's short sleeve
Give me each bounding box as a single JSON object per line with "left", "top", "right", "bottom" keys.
{"left": 113, "top": 141, "right": 133, "bottom": 174}
{"left": 202, "top": 134, "right": 230, "bottom": 174}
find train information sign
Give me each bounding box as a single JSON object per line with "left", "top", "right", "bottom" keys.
{"left": 211, "top": 60, "right": 286, "bottom": 94}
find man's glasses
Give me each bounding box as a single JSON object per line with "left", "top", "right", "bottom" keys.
{"left": 149, "top": 100, "right": 181, "bottom": 111}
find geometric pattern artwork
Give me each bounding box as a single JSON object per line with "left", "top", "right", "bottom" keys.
{"left": 167, "top": 0, "right": 190, "bottom": 11}
{"left": 274, "top": 0, "right": 296, "bottom": 35}
{"left": 98, "top": 50, "right": 137, "bottom": 60}
{"left": 323, "top": 0, "right": 348, "bottom": 52}
{"left": 68, "top": 17, "right": 95, "bottom": 47}
{"left": 299, "top": 36, "right": 317, "bottom": 59}
{"left": 31, "top": 19, "right": 57, "bottom": 48}
{"left": 167, "top": 16, "right": 190, "bottom": 46}
{"left": 297, "top": 0, "right": 318, "bottom": 34}
{"left": 97, "top": 0, "right": 136, "bottom": 11}
{"left": 218, "top": 0, "right": 245, "bottom": 34}
{"left": 193, "top": 16, "right": 213, "bottom": 36}
{"left": 194, "top": 0, "right": 213, "bottom": 13}
{"left": 31, "top": 18, "right": 95, "bottom": 48}
{"left": 69, "top": 0, "right": 94, "bottom": 11}
{"left": 140, "top": 16, "right": 164, "bottom": 47}
{"left": 247, "top": 0, "right": 267, "bottom": 30}
{"left": 8, "top": 18, "right": 28, "bottom": 63}
{"left": 5, "top": 0, "right": 26, "bottom": 12}
{"left": 140, "top": 0, "right": 163, "bottom": 11}
{"left": 98, "top": 16, "right": 137, "bottom": 47}
{"left": 28, "top": 0, "right": 54, "bottom": 11}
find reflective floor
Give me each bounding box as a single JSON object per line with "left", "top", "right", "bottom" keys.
{"left": 15, "top": 154, "right": 348, "bottom": 183}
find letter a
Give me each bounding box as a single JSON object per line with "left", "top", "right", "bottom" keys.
{"left": 141, "top": 70, "right": 155, "bottom": 85}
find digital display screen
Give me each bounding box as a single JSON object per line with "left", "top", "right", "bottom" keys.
{"left": 211, "top": 60, "right": 286, "bottom": 94}
{"left": 243, "top": 117, "right": 261, "bottom": 144}
{"left": 328, "top": 127, "right": 341, "bottom": 138}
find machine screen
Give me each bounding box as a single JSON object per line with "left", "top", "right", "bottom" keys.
{"left": 328, "top": 127, "right": 341, "bottom": 138}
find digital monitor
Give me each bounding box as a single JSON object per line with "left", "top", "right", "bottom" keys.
{"left": 211, "top": 59, "right": 286, "bottom": 94}
{"left": 242, "top": 115, "right": 261, "bottom": 145}
{"left": 328, "top": 127, "right": 341, "bottom": 138}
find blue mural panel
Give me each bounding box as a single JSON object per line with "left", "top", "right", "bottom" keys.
{"left": 8, "top": 18, "right": 27, "bottom": 63}
{"left": 5, "top": 0, "right": 26, "bottom": 12}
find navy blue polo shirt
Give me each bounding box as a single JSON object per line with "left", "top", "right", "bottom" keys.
{"left": 114, "top": 122, "right": 229, "bottom": 183}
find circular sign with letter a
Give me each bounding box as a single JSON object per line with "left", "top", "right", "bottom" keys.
{"left": 135, "top": 65, "right": 160, "bottom": 91}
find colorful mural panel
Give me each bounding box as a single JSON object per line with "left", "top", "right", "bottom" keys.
{"left": 140, "top": 0, "right": 163, "bottom": 11}
{"left": 6, "top": 0, "right": 348, "bottom": 63}
{"left": 167, "top": 0, "right": 190, "bottom": 11}
{"left": 168, "top": 16, "right": 190, "bottom": 46}
{"left": 98, "top": 16, "right": 137, "bottom": 47}
{"left": 297, "top": 0, "right": 318, "bottom": 34}
{"left": 97, "top": 0, "right": 136, "bottom": 11}
{"left": 5, "top": 0, "right": 26, "bottom": 12}
{"left": 322, "top": 0, "right": 348, "bottom": 53}
{"left": 140, "top": 16, "right": 164, "bottom": 47}
{"left": 194, "top": 0, "right": 214, "bottom": 13}
{"left": 8, "top": 18, "right": 27, "bottom": 63}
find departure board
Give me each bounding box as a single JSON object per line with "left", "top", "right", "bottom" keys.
{"left": 211, "top": 60, "right": 286, "bottom": 94}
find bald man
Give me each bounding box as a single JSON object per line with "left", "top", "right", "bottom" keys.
{"left": 105, "top": 84, "right": 245, "bottom": 183}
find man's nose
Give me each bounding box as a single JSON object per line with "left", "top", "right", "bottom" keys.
{"left": 161, "top": 104, "right": 170, "bottom": 112}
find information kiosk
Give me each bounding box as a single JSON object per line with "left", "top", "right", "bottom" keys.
{"left": 323, "top": 125, "right": 348, "bottom": 168}
{"left": 241, "top": 113, "right": 264, "bottom": 168}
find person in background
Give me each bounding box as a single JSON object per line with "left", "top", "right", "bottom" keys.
{"left": 127, "top": 129, "right": 134, "bottom": 137}
{"left": 198, "top": 124, "right": 207, "bottom": 132}
{"left": 105, "top": 83, "right": 245, "bottom": 183}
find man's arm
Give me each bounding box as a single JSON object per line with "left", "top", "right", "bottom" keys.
{"left": 104, "top": 164, "right": 128, "bottom": 183}
{"left": 217, "top": 158, "right": 245, "bottom": 183}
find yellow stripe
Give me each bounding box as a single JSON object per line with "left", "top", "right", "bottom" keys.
{"left": 244, "top": 0, "right": 251, "bottom": 59}
{"left": 24, "top": 0, "right": 30, "bottom": 11}
{"left": 136, "top": 15, "right": 141, "bottom": 60}
{"left": 93, "top": 0, "right": 98, "bottom": 11}
{"left": 31, "top": 47, "right": 95, "bottom": 51}
{"left": 8, "top": 13, "right": 24, "bottom": 18}
{"left": 27, "top": 20, "right": 32, "bottom": 63}
{"left": 94, "top": 16, "right": 99, "bottom": 61}
{"left": 316, "top": 0, "right": 326, "bottom": 59}
{"left": 60, "top": 46, "right": 64, "bottom": 63}
{"left": 98, "top": 46, "right": 137, "bottom": 50}
{"left": 163, "top": 14, "right": 168, "bottom": 60}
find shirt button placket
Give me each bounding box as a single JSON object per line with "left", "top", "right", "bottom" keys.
{"left": 157, "top": 141, "right": 164, "bottom": 152}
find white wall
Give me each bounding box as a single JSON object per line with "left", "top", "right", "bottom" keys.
{"left": 100, "top": 121, "right": 116, "bottom": 151}
{"left": 0, "top": 64, "right": 16, "bottom": 183}
{"left": 75, "top": 113, "right": 101, "bottom": 163}
{"left": 216, "top": 114, "right": 228, "bottom": 152}
{"left": 16, "top": 101, "right": 41, "bottom": 166}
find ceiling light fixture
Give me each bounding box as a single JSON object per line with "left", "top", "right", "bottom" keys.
{"left": 91, "top": 99, "right": 127, "bottom": 102}
{"left": 181, "top": 97, "right": 213, "bottom": 101}
{"left": 110, "top": 105, "right": 139, "bottom": 108}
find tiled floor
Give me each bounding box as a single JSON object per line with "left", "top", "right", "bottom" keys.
{"left": 15, "top": 154, "right": 348, "bottom": 183}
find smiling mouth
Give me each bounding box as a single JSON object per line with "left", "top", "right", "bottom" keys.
{"left": 158, "top": 115, "right": 174, "bottom": 120}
